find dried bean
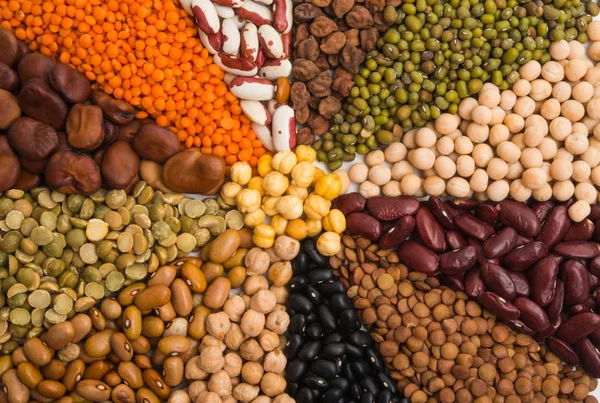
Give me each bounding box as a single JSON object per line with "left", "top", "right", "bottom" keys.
{"left": 415, "top": 207, "right": 446, "bottom": 252}
{"left": 554, "top": 241, "right": 600, "bottom": 259}
{"left": 497, "top": 200, "right": 541, "bottom": 237}
{"left": 480, "top": 263, "right": 516, "bottom": 301}
{"left": 529, "top": 257, "right": 559, "bottom": 307}
{"left": 427, "top": 196, "right": 454, "bottom": 229}
{"left": 346, "top": 213, "right": 383, "bottom": 242}
{"left": 454, "top": 214, "right": 495, "bottom": 241}
{"left": 536, "top": 205, "right": 571, "bottom": 249}
{"left": 575, "top": 338, "right": 600, "bottom": 377}
{"left": 556, "top": 312, "right": 600, "bottom": 344}
{"left": 502, "top": 241, "right": 548, "bottom": 272}
{"left": 477, "top": 291, "right": 520, "bottom": 321}
{"left": 439, "top": 246, "right": 477, "bottom": 275}
{"left": 335, "top": 193, "right": 366, "bottom": 216}
{"left": 379, "top": 215, "right": 415, "bottom": 250}
{"left": 547, "top": 337, "right": 580, "bottom": 365}
{"left": 397, "top": 240, "right": 438, "bottom": 275}
{"left": 562, "top": 260, "right": 591, "bottom": 306}
{"left": 513, "top": 297, "right": 550, "bottom": 332}
{"left": 366, "top": 196, "right": 420, "bottom": 221}
{"left": 482, "top": 227, "right": 518, "bottom": 259}
{"left": 465, "top": 269, "right": 486, "bottom": 298}
{"left": 545, "top": 280, "right": 565, "bottom": 322}
{"left": 564, "top": 219, "right": 595, "bottom": 241}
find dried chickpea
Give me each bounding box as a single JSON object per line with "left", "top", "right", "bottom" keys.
{"left": 316, "top": 231, "right": 341, "bottom": 256}
{"left": 252, "top": 225, "right": 275, "bottom": 249}
{"left": 262, "top": 172, "right": 289, "bottom": 197}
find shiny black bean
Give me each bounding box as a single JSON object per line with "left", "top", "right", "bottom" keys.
{"left": 321, "top": 331, "right": 342, "bottom": 344}
{"left": 289, "top": 294, "right": 314, "bottom": 314}
{"left": 364, "top": 347, "right": 384, "bottom": 371}
{"left": 350, "top": 384, "right": 363, "bottom": 400}
{"left": 348, "top": 330, "right": 373, "bottom": 347}
{"left": 339, "top": 308, "right": 361, "bottom": 333}
{"left": 306, "top": 312, "right": 317, "bottom": 323}
{"left": 287, "top": 359, "right": 308, "bottom": 381}
{"left": 293, "top": 252, "right": 309, "bottom": 274}
{"left": 330, "top": 378, "right": 350, "bottom": 392}
{"left": 361, "top": 392, "right": 376, "bottom": 403}
{"left": 287, "top": 382, "right": 298, "bottom": 397}
{"left": 306, "top": 323, "right": 325, "bottom": 340}
{"left": 306, "top": 285, "right": 323, "bottom": 305}
{"left": 286, "top": 334, "right": 304, "bottom": 359}
{"left": 311, "top": 359, "right": 339, "bottom": 378}
{"left": 378, "top": 390, "right": 393, "bottom": 403}
{"left": 351, "top": 360, "right": 371, "bottom": 377}
{"left": 322, "top": 342, "right": 346, "bottom": 359}
{"left": 289, "top": 314, "right": 307, "bottom": 334}
{"left": 303, "top": 239, "right": 328, "bottom": 265}
{"left": 331, "top": 293, "right": 353, "bottom": 313}
{"left": 322, "top": 387, "right": 344, "bottom": 403}
{"left": 362, "top": 376, "right": 380, "bottom": 395}
{"left": 304, "top": 375, "right": 328, "bottom": 390}
{"left": 377, "top": 372, "right": 397, "bottom": 393}
{"left": 296, "top": 387, "right": 316, "bottom": 403}
{"left": 319, "top": 280, "right": 346, "bottom": 296}
{"left": 345, "top": 343, "right": 363, "bottom": 358}
{"left": 309, "top": 269, "right": 334, "bottom": 284}
{"left": 318, "top": 305, "right": 337, "bottom": 330}
{"left": 289, "top": 275, "right": 308, "bottom": 290}
{"left": 299, "top": 340, "right": 321, "bottom": 361}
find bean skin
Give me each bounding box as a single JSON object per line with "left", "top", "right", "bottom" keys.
{"left": 562, "top": 260, "right": 591, "bottom": 306}
{"left": 506, "top": 271, "right": 529, "bottom": 297}
{"left": 502, "top": 241, "right": 547, "bottom": 272}
{"left": 439, "top": 246, "right": 477, "bottom": 275}
{"left": 446, "top": 230, "right": 467, "bottom": 249}
{"left": 564, "top": 218, "right": 595, "bottom": 241}
{"left": 397, "top": 240, "right": 439, "bottom": 275}
{"left": 575, "top": 338, "right": 600, "bottom": 377}
{"left": 475, "top": 203, "right": 499, "bottom": 224}
{"left": 482, "top": 226, "right": 518, "bottom": 258}
{"left": 480, "top": 263, "right": 516, "bottom": 301}
{"left": 545, "top": 280, "right": 564, "bottom": 322}
{"left": 451, "top": 197, "right": 479, "bottom": 210}
{"left": 536, "top": 205, "right": 571, "bottom": 249}
{"left": 497, "top": 199, "right": 541, "bottom": 237}
{"left": 556, "top": 312, "right": 600, "bottom": 344}
{"left": 428, "top": 196, "right": 454, "bottom": 229}
{"left": 335, "top": 193, "right": 366, "bottom": 216}
{"left": 465, "top": 269, "right": 486, "bottom": 298}
{"left": 529, "top": 257, "right": 559, "bottom": 307}
{"left": 506, "top": 319, "right": 536, "bottom": 337}
{"left": 415, "top": 207, "right": 446, "bottom": 252}
{"left": 554, "top": 241, "right": 600, "bottom": 259}
{"left": 378, "top": 216, "right": 414, "bottom": 250}
{"left": 590, "top": 205, "right": 600, "bottom": 221}
{"left": 454, "top": 214, "right": 495, "bottom": 241}
{"left": 547, "top": 337, "right": 580, "bottom": 365}
{"left": 477, "top": 291, "right": 520, "bottom": 321}
{"left": 513, "top": 297, "right": 550, "bottom": 332}
{"left": 439, "top": 274, "right": 465, "bottom": 291}
{"left": 366, "top": 196, "right": 420, "bottom": 221}
{"left": 346, "top": 213, "right": 383, "bottom": 242}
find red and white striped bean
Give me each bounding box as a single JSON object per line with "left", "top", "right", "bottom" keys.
{"left": 273, "top": 0, "right": 292, "bottom": 34}
{"left": 234, "top": 0, "right": 273, "bottom": 27}
{"left": 258, "top": 25, "right": 284, "bottom": 59}
{"left": 258, "top": 59, "right": 292, "bottom": 81}
{"left": 214, "top": 4, "right": 235, "bottom": 18}
{"left": 252, "top": 123, "right": 275, "bottom": 152}
{"left": 211, "top": 0, "right": 245, "bottom": 8}
{"left": 272, "top": 105, "right": 296, "bottom": 152}
{"left": 198, "top": 29, "right": 223, "bottom": 54}
{"left": 230, "top": 77, "right": 275, "bottom": 101}
{"left": 213, "top": 53, "right": 258, "bottom": 76}
{"left": 240, "top": 100, "right": 272, "bottom": 126}
{"left": 240, "top": 23, "right": 259, "bottom": 62}
{"left": 221, "top": 18, "right": 241, "bottom": 55}
{"left": 192, "top": 0, "right": 220, "bottom": 34}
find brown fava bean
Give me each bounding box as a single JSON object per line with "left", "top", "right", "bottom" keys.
{"left": 439, "top": 246, "right": 477, "bottom": 275}
{"left": 497, "top": 200, "right": 541, "bottom": 237}
{"left": 554, "top": 241, "right": 600, "bottom": 259}
{"left": 8, "top": 117, "right": 58, "bottom": 160}
{"left": 132, "top": 123, "right": 181, "bottom": 163}
{"left": 66, "top": 104, "right": 105, "bottom": 151}
{"left": 163, "top": 149, "right": 226, "bottom": 195}
{"left": 76, "top": 379, "right": 112, "bottom": 401}
{"left": 90, "top": 91, "right": 135, "bottom": 125}
{"left": 101, "top": 141, "right": 140, "bottom": 189}
{"left": 562, "top": 260, "right": 590, "bottom": 306}
{"left": 482, "top": 226, "right": 518, "bottom": 258}
{"left": 0, "top": 27, "right": 19, "bottom": 66}
{"left": 18, "top": 78, "right": 68, "bottom": 130}
{"left": 379, "top": 215, "right": 415, "bottom": 250}
{"left": 0, "top": 135, "right": 21, "bottom": 191}
{"left": 0, "top": 89, "right": 20, "bottom": 130}
{"left": 415, "top": 207, "right": 446, "bottom": 252}
{"left": 44, "top": 151, "right": 101, "bottom": 195}
{"left": 502, "top": 241, "right": 548, "bottom": 272}
{"left": 346, "top": 212, "right": 383, "bottom": 241}
{"left": 204, "top": 278, "right": 232, "bottom": 309}
{"left": 366, "top": 196, "right": 420, "bottom": 221}
{"left": 477, "top": 291, "right": 520, "bottom": 320}
{"left": 513, "top": 297, "right": 550, "bottom": 331}
{"left": 480, "top": 263, "right": 517, "bottom": 301}
{"left": 17, "top": 53, "right": 55, "bottom": 83}
{"left": 397, "top": 240, "right": 439, "bottom": 274}
{"left": 556, "top": 312, "right": 600, "bottom": 344}
{"left": 46, "top": 321, "right": 75, "bottom": 350}
{"left": 454, "top": 214, "right": 495, "bottom": 241}
{"left": 0, "top": 63, "right": 19, "bottom": 92}
{"left": 49, "top": 64, "right": 91, "bottom": 103}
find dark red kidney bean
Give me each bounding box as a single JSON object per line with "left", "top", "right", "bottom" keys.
{"left": 415, "top": 207, "right": 446, "bottom": 253}
{"left": 564, "top": 219, "right": 594, "bottom": 241}
{"left": 444, "top": 202, "right": 464, "bottom": 218}
{"left": 451, "top": 197, "right": 479, "bottom": 210}
{"left": 468, "top": 238, "right": 499, "bottom": 265}
{"left": 366, "top": 196, "right": 420, "bottom": 221}
{"left": 475, "top": 203, "right": 499, "bottom": 224}
{"left": 564, "top": 197, "right": 576, "bottom": 208}
{"left": 378, "top": 215, "right": 415, "bottom": 250}
{"left": 439, "top": 275, "right": 465, "bottom": 292}
{"left": 446, "top": 231, "right": 467, "bottom": 250}
{"left": 480, "top": 263, "right": 516, "bottom": 301}
{"left": 346, "top": 213, "right": 382, "bottom": 242}
{"left": 562, "top": 260, "right": 590, "bottom": 306}
{"left": 590, "top": 273, "right": 600, "bottom": 290}
{"left": 397, "top": 240, "right": 438, "bottom": 275}
{"left": 575, "top": 338, "right": 600, "bottom": 377}
{"left": 455, "top": 214, "right": 495, "bottom": 241}
{"left": 428, "top": 196, "right": 454, "bottom": 229}
{"left": 590, "top": 256, "right": 600, "bottom": 277}
{"left": 556, "top": 312, "right": 600, "bottom": 344}
{"left": 507, "top": 271, "right": 529, "bottom": 297}
{"left": 506, "top": 319, "right": 536, "bottom": 337}
{"left": 465, "top": 269, "right": 485, "bottom": 298}
{"left": 568, "top": 304, "right": 594, "bottom": 315}
{"left": 439, "top": 246, "right": 477, "bottom": 276}
{"left": 590, "top": 205, "right": 600, "bottom": 221}
{"left": 554, "top": 241, "right": 600, "bottom": 259}
{"left": 502, "top": 241, "right": 548, "bottom": 272}
{"left": 477, "top": 291, "right": 520, "bottom": 321}
{"left": 547, "top": 337, "right": 580, "bottom": 365}
{"left": 515, "top": 235, "right": 533, "bottom": 247}
{"left": 535, "top": 318, "right": 560, "bottom": 342}
{"left": 594, "top": 221, "right": 600, "bottom": 242}
{"left": 497, "top": 200, "right": 541, "bottom": 237}
{"left": 513, "top": 297, "right": 550, "bottom": 331}
{"left": 529, "top": 257, "right": 559, "bottom": 307}
{"left": 482, "top": 227, "right": 518, "bottom": 259}
{"left": 532, "top": 201, "right": 555, "bottom": 223}
{"left": 536, "top": 205, "right": 571, "bottom": 250}
{"left": 335, "top": 193, "right": 366, "bottom": 216}
{"left": 589, "top": 329, "right": 600, "bottom": 348}
{"left": 545, "top": 280, "right": 564, "bottom": 322}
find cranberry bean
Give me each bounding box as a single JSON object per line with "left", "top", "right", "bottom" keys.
{"left": 564, "top": 219, "right": 594, "bottom": 241}
{"left": 477, "top": 291, "right": 520, "bottom": 321}
{"left": 502, "top": 241, "right": 548, "bottom": 272}
{"left": 590, "top": 205, "right": 600, "bottom": 221}
{"left": 507, "top": 271, "right": 529, "bottom": 297}
{"left": 446, "top": 230, "right": 467, "bottom": 249}
{"left": 378, "top": 215, "right": 415, "bottom": 250}
{"left": 545, "top": 280, "right": 564, "bottom": 322}
{"left": 513, "top": 297, "right": 550, "bottom": 331}
{"left": 591, "top": 255, "right": 600, "bottom": 277}
{"left": 439, "top": 246, "right": 477, "bottom": 275}
{"left": 397, "top": 240, "right": 438, "bottom": 275}
{"left": 547, "top": 337, "right": 580, "bottom": 365}
{"left": 438, "top": 275, "right": 465, "bottom": 292}
{"left": 450, "top": 197, "right": 479, "bottom": 210}
{"left": 575, "top": 338, "right": 600, "bottom": 377}
{"left": 529, "top": 257, "right": 559, "bottom": 307}
{"left": 335, "top": 192, "right": 366, "bottom": 216}
{"left": 554, "top": 241, "right": 600, "bottom": 259}
{"left": 346, "top": 213, "right": 382, "bottom": 242}
{"left": 480, "top": 263, "right": 516, "bottom": 301}
{"left": 415, "top": 207, "right": 446, "bottom": 252}
{"left": 497, "top": 200, "right": 541, "bottom": 237}
{"left": 536, "top": 205, "right": 571, "bottom": 249}
{"left": 475, "top": 203, "right": 499, "bottom": 224}
{"left": 366, "top": 196, "right": 420, "bottom": 221}
{"left": 562, "top": 260, "right": 590, "bottom": 306}
{"left": 465, "top": 269, "right": 486, "bottom": 298}
{"left": 506, "top": 319, "right": 536, "bottom": 337}
{"left": 532, "top": 200, "right": 555, "bottom": 223}
{"left": 454, "top": 214, "right": 495, "bottom": 241}
{"left": 482, "top": 226, "right": 518, "bottom": 258}
{"left": 556, "top": 312, "right": 600, "bottom": 344}
{"left": 428, "top": 196, "right": 454, "bottom": 229}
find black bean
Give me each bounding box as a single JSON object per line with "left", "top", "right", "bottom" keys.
{"left": 376, "top": 372, "right": 398, "bottom": 393}
{"left": 285, "top": 334, "right": 304, "bottom": 359}
{"left": 289, "top": 275, "right": 309, "bottom": 290}
{"left": 311, "top": 359, "right": 340, "bottom": 378}
{"left": 377, "top": 389, "right": 393, "bottom": 403}
{"left": 306, "top": 323, "right": 325, "bottom": 339}
{"left": 364, "top": 347, "right": 384, "bottom": 371}
{"left": 351, "top": 360, "right": 371, "bottom": 377}
{"left": 345, "top": 342, "right": 363, "bottom": 357}
{"left": 309, "top": 268, "right": 335, "bottom": 283}
{"left": 348, "top": 330, "right": 373, "bottom": 347}
{"left": 306, "top": 285, "right": 324, "bottom": 304}
{"left": 293, "top": 252, "right": 309, "bottom": 274}
{"left": 339, "top": 308, "right": 361, "bottom": 333}
{"left": 330, "top": 377, "right": 350, "bottom": 392}
{"left": 360, "top": 392, "right": 375, "bottom": 403}
{"left": 289, "top": 314, "right": 307, "bottom": 334}
{"left": 322, "top": 342, "right": 346, "bottom": 359}
{"left": 296, "top": 387, "right": 316, "bottom": 403}
{"left": 319, "top": 280, "right": 346, "bottom": 295}
{"left": 318, "top": 305, "right": 337, "bottom": 330}
{"left": 304, "top": 375, "right": 329, "bottom": 389}
{"left": 361, "top": 376, "right": 380, "bottom": 395}
{"left": 322, "top": 387, "right": 344, "bottom": 403}
{"left": 289, "top": 293, "right": 314, "bottom": 313}
{"left": 306, "top": 312, "right": 317, "bottom": 323}
{"left": 350, "top": 383, "right": 363, "bottom": 400}
{"left": 303, "top": 238, "right": 329, "bottom": 265}
{"left": 287, "top": 382, "right": 298, "bottom": 397}
{"left": 322, "top": 331, "right": 343, "bottom": 344}
{"left": 299, "top": 340, "right": 321, "bottom": 361}
{"left": 342, "top": 363, "right": 354, "bottom": 381}
{"left": 287, "top": 359, "right": 309, "bottom": 381}
{"left": 331, "top": 293, "right": 353, "bottom": 313}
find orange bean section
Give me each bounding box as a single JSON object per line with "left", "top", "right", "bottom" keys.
{"left": 0, "top": 0, "right": 266, "bottom": 166}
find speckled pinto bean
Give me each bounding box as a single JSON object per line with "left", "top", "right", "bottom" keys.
{"left": 427, "top": 196, "right": 454, "bottom": 229}
{"left": 397, "top": 240, "right": 438, "bottom": 275}
{"left": 547, "top": 337, "right": 580, "bottom": 365}
{"left": 366, "top": 196, "right": 420, "bottom": 221}
{"left": 439, "top": 245, "right": 477, "bottom": 275}
{"left": 496, "top": 200, "right": 541, "bottom": 237}
{"left": 465, "top": 268, "right": 486, "bottom": 298}
{"left": 545, "top": 280, "right": 564, "bottom": 322}
{"left": 480, "top": 263, "right": 516, "bottom": 301}
{"left": 501, "top": 241, "right": 548, "bottom": 272}
{"left": 562, "top": 260, "right": 591, "bottom": 306}
{"left": 477, "top": 291, "right": 520, "bottom": 321}
{"left": 529, "top": 257, "right": 559, "bottom": 307}
{"left": 554, "top": 241, "right": 600, "bottom": 259}
{"left": 576, "top": 338, "right": 600, "bottom": 377}
{"left": 335, "top": 193, "right": 366, "bottom": 216}
{"left": 415, "top": 207, "right": 446, "bottom": 252}
{"left": 482, "top": 226, "right": 518, "bottom": 258}
{"left": 345, "top": 213, "right": 383, "bottom": 242}
{"left": 536, "top": 205, "right": 571, "bottom": 249}
{"left": 564, "top": 219, "right": 595, "bottom": 241}
{"left": 556, "top": 312, "right": 600, "bottom": 344}
{"left": 512, "top": 297, "right": 550, "bottom": 332}
{"left": 378, "top": 215, "right": 415, "bottom": 250}
{"left": 454, "top": 214, "right": 495, "bottom": 241}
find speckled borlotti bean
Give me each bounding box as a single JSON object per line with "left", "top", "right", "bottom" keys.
{"left": 272, "top": 105, "right": 296, "bottom": 152}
